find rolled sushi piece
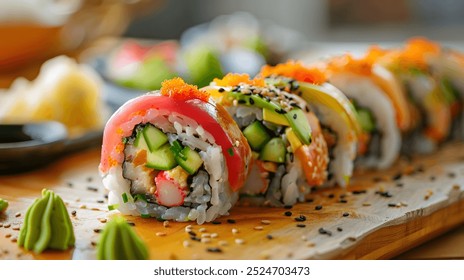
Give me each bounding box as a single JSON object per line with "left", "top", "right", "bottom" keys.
{"left": 259, "top": 61, "right": 361, "bottom": 187}
{"left": 376, "top": 38, "right": 454, "bottom": 154}
{"left": 99, "top": 78, "right": 252, "bottom": 224}
{"left": 323, "top": 53, "right": 402, "bottom": 169}
{"left": 204, "top": 73, "right": 329, "bottom": 206}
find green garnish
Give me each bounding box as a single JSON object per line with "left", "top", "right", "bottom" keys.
{"left": 97, "top": 216, "right": 149, "bottom": 260}
{"left": 122, "top": 193, "right": 129, "bottom": 203}
{"left": 227, "top": 147, "right": 235, "bottom": 156}
{"left": 0, "top": 198, "right": 8, "bottom": 213}
{"left": 140, "top": 214, "right": 151, "bottom": 219}
{"left": 108, "top": 204, "right": 119, "bottom": 211}
{"left": 133, "top": 194, "right": 147, "bottom": 202}
{"left": 170, "top": 140, "right": 184, "bottom": 158}
{"left": 18, "top": 189, "right": 75, "bottom": 254}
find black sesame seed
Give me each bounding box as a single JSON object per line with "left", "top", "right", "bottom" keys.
{"left": 339, "top": 199, "right": 348, "bottom": 203}
{"left": 388, "top": 203, "right": 397, "bottom": 207}
{"left": 238, "top": 100, "right": 246, "bottom": 104}
{"left": 294, "top": 215, "right": 306, "bottom": 222}
{"left": 86, "top": 177, "right": 93, "bottom": 182}
{"left": 352, "top": 190, "right": 367, "bottom": 195}
{"left": 293, "top": 113, "right": 297, "bottom": 120}
{"left": 342, "top": 212, "right": 349, "bottom": 217}
{"left": 249, "top": 98, "right": 255, "bottom": 105}
{"left": 127, "top": 222, "right": 136, "bottom": 227}
{"left": 93, "top": 229, "right": 101, "bottom": 233}
{"left": 337, "top": 227, "right": 343, "bottom": 232}
{"left": 296, "top": 224, "right": 306, "bottom": 228}
{"left": 328, "top": 194, "right": 335, "bottom": 199}
{"left": 190, "top": 236, "right": 201, "bottom": 242}
{"left": 306, "top": 198, "right": 314, "bottom": 203}
{"left": 376, "top": 191, "right": 393, "bottom": 198}
{"left": 91, "top": 241, "right": 97, "bottom": 246}
{"left": 392, "top": 173, "right": 402, "bottom": 181}
{"left": 87, "top": 186, "right": 98, "bottom": 192}
{"left": 373, "top": 177, "right": 383, "bottom": 182}
{"left": 227, "top": 219, "right": 236, "bottom": 224}
{"left": 315, "top": 205, "right": 323, "bottom": 211}
{"left": 71, "top": 210, "right": 77, "bottom": 216}
{"left": 188, "top": 231, "right": 197, "bottom": 237}
{"left": 284, "top": 211, "right": 293, "bottom": 217}
{"left": 96, "top": 200, "right": 105, "bottom": 204}
{"left": 266, "top": 234, "right": 274, "bottom": 240}
{"left": 396, "top": 183, "right": 404, "bottom": 187}
{"left": 284, "top": 205, "right": 293, "bottom": 209}
{"left": 104, "top": 194, "right": 109, "bottom": 199}
{"left": 416, "top": 165, "right": 425, "bottom": 173}
{"left": 340, "top": 194, "right": 346, "bottom": 199}
{"left": 318, "top": 228, "right": 332, "bottom": 236}
{"left": 448, "top": 172, "right": 456, "bottom": 178}
{"left": 66, "top": 182, "right": 73, "bottom": 188}
{"left": 212, "top": 221, "right": 222, "bottom": 225}
{"left": 218, "top": 88, "right": 225, "bottom": 92}
{"left": 305, "top": 106, "right": 310, "bottom": 113}
{"left": 430, "top": 176, "right": 436, "bottom": 181}
{"left": 207, "top": 247, "right": 222, "bottom": 253}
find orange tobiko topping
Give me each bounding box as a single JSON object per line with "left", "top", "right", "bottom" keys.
{"left": 160, "top": 78, "right": 209, "bottom": 102}
{"left": 327, "top": 54, "right": 374, "bottom": 76}
{"left": 386, "top": 37, "right": 441, "bottom": 72}
{"left": 260, "top": 61, "right": 327, "bottom": 84}
{"left": 213, "top": 73, "right": 265, "bottom": 87}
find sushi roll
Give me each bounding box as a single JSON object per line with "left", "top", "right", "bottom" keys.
{"left": 259, "top": 61, "right": 361, "bottom": 187}
{"left": 204, "top": 73, "right": 329, "bottom": 206}
{"left": 99, "top": 78, "right": 252, "bottom": 224}
{"left": 376, "top": 38, "right": 454, "bottom": 154}
{"left": 323, "top": 53, "right": 403, "bottom": 169}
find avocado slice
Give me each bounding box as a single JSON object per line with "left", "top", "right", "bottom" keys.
{"left": 285, "top": 108, "right": 311, "bottom": 145}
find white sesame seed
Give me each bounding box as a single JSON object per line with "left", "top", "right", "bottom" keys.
{"left": 163, "top": 221, "right": 170, "bottom": 228}
{"left": 201, "top": 233, "right": 211, "bottom": 238}
{"left": 211, "top": 233, "right": 218, "bottom": 238}
{"left": 79, "top": 204, "right": 87, "bottom": 209}
{"left": 362, "top": 202, "right": 371, "bottom": 206}
{"left": 254, "top": 226, "right": 263, "bottom": 231}
{"left": 183, "top": 240, "right": 191, "bottom": 248}
{"left": 232, "top": 228, "right": 239, "bottom": 234}
{"left": 235, "top": 238, "right": 245, "bottom": 245}
{"left": 199, "top": 227, "right": 207, "bottom": 232}
{"left": 156, "top": 232, "right": 166, "bottom": 237}
{"left": 301, "top": 235, "right": 307, "bottom": 241}
{"left": 261, "top": 220, "right": 271, "bottom": 225}
{"left": 218, "top": 240, "right": 228, "bottom": 246}
{"left": 201, "top": 238, "right": 211, "bottom": 243}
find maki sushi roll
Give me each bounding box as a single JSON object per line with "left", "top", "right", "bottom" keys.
{"left": 259, "top": 61, "right": 361, "bottom": 187}
{"left": 99, "top": 78, "right": 252, "bottom": 224}
{"left": 204, "top": 74, "right": 329, "bottom": 206}
{"left": 323, "top": 53, "right": 403, "bottom": 169}
{"left": 376, "top": 38, "right": 455, "bottom": 154}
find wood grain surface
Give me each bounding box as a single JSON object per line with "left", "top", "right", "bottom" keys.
{"left": 1, "top": 142, "right": 464, "bottom": 260}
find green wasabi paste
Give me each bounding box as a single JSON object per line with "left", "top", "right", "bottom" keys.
{"left": 18, "top": 189, "right": 75, "bottom": 254}
{"left": 97, "top": 216, "right": 149, "bottom": 260}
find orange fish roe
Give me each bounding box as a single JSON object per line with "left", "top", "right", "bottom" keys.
{"left": 160, "top": 77, "right": 209, "bottom": 102}
{"left": 213, "top": 73, "right": 265, "bottom": 87}
{"left": 327, "top": 54, "right": 374, "bottom": 77}
{"left": 260, "top": 60, "right": 327, "bottom": 85}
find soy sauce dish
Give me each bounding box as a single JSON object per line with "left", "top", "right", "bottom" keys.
{"left": 0, "top": 122, "right": 68, "bottom": 174}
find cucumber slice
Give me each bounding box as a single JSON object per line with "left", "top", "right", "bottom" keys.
{"left": 143, "top": 124, "right": 168, "bottom": 152}
{"left": 259, "top": 137, "right": 286, "bottom": 163}
{"left": 175, "top": 147, "right": 203, "bottom": 175}
{"left": 146, "top": 143, "right": 177, "bottom": 170}
{"left": 243, "top": 121, "right": 271, "bottom": 151}
{"left": 134, "top": 129, "right": 149, "bottom": 150}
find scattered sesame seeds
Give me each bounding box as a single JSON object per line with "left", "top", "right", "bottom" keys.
{"left": 376, "top": 191, "right": 393, "bottom": 198}
{"left": 261, "top": 220, "right": 271, "bottom": 225}
{"left": 201, "top": 233, "right": 211, "bottom": 238}
{"left": 211, "top": 221, "right": 222, "bottom": 225}
{"left": 362, "top": 202, "right": 371, "bottom": 207}
{"left": 15, "top": 212, "right": 21, "bottom": 218}
{"left": 156, "top": 232, "right": 166, "bottom": 237}
{"left": 342, "top": 212, "right": 350, "bottom": 217}
{"left": 266, "top": 234, "right": 274, "bottom": 240}
{"left": 352, "top": 190, "right": 367, "bottom": 195}
{"left": 5, "top": 233, "right": 11, "bottom": 238}
{"left": 163, "top": 221, "right": 170, "bottom": 228}
{"left": 218, "top": 88, "right": 225, "bottom": 92}
{"left": 373, "top": 177, "right": 384, "bottom": 182}
{"left": 3, "top": 223, "right": 11, "bottom": 228}
{"left": 0, "top": 223, "right": 3, "bottom": 227}
{"left": 91, "top": 241, "right": 97, "bottom": 247}
{"left": 190, "top": 236, "right": 201, "bottom": 242}
{"left": 328, "top": 194, "right": 335, "bottom": 199}
{"left": 430, "top": 176, "right": 436, "bottom": 181}
{"left": 93, "top": 229, "right": 101, "bottom": 233}
{"left": 99, "top": 218, "right": 107, "bottom": 223}
{"left": 396, "top": 183, "right": 404, "bottom": 187}
{"left": 235, "top": 238, "right": 245, "bottom": 245}
{"left": 337, "top": 227, "right": 343, "bottom": 232}
{"left": 254, "top": 226, "right": 264, "bottom": 231}
{"left": 211, "top": 233, "right": 218, "bottom": 238}
{"left": 453, "top": 184, "right": 461, "bottom": 190}
{"left": 206, "top": 247, "right": 222, "bottom": 253}
{"left": 388, "top": 203, "right": 398, "bottom": 208}
{"left": 448, "top": 172, "right": 456, "bottom": 178}
{"left": 338, "top": 199, "right": 348, "bottom": 203}
{"left": 284, "top": 211, "right": 293, "bottom": 216}
{"left": 232, "top": 228, "right": 239, "bottom": 234}
{"left": 11, "top": 236, "right": 17, "bottom": 243}
{"left": 183, "top": 240, "right": 191, "bottom": 248}
{"left": 424, "top": 189, "right": 434, "bottom": 200}
{"left": 296, "top": 224, "right": 306, "bottom": 228}
{"left": 227, "top": 219, "right": 236, "bottom": 224}
{"left": 392, "top": 173, "right": 402, "bottom": 181}
{"left": 96, "top": 200, "right": 105, "bottom": 204}
{"left": 315, "top": 205, "right": 323, "bottom": 210}
{"left": 79, "top": 204, "right": 87, "bottom": 209}
{"left": 188, "top": 231, "right": 197, "bottom": 237}
{"left": 11, "top": 225, "right": 20, "bottom": 231}
{"left": 199, "top": 227, "right": 207, "bottom": 233}
{"left": 127, "top": 222, "right": 136, "bottom": 227}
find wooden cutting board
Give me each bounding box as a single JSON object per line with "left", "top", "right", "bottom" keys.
{"left": 1, "top": 142, "right": 464, "bottom": 260}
